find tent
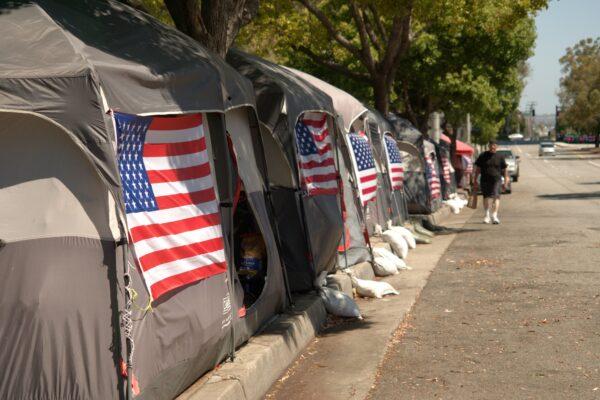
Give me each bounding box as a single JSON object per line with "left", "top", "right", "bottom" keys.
{"left": 364, "top": 109, "right": 409, "bottom": 226}
{"left": 436, "top": 140, "right": 458, "bottom": 199}
{"left": 0, "top": 2, "right": 287, "bottom": 399}
{"left": 440, "top": 133, "right": 474, "bottom": 188}
{"left": 227, "top": 49, "right": 344, "bottom": 292}
{"left": 284, "top": 67, "right": 377, "bottom": 269}
{"left": 389, "top": 115, "right": 442, "bottom": 214}
{"left": 440, "top": 133, "right": 474, "bottom": 156}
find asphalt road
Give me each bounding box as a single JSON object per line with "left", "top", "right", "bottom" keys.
{"left": 368, "top": 144, "right": 600, "bottom": 399}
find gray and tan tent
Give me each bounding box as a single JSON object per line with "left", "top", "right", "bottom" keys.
{"left": 388, "top": 115, "right": 441, "bottom": 214}
{"left": 227, "top": 49, "right": 344, "bottom": 292}
{"left": 363, "top": 108, "right": 409, "bottom": 226}
{"left": 0, "top": 2, "right": 287, "bottom": 399}
{"left": 436, "top": 140, "right": 458, "bottom": 199}
{"left": 283, "top": 67, "right": 377, "bottom": 269}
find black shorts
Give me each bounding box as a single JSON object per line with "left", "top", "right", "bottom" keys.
{"left": 481, "top": 178, "right": 502, "bottom": 199}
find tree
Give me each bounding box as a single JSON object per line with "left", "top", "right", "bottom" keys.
{"left": 558, "top": 37, "right": 600, "bottom": 147}
{"left": 239, "top": 0, "right": 414, "bottom": 114}
{"left": 238, "top": 0, "right": 546, "bottom": 126}
{"left": 121, "top": 0, "right": 259, "bottom": 58}
{"left": 394, "top": 3, "right": 538, "bottom": 146}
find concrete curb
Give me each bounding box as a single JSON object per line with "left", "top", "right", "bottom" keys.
{"left": 177, "top": 294, "right": 327, "bottom": 400}
{"left": 178, "top": 205, "right": 459, "bottom": 400}
{"left": 264, "top": 208, "right": 476, "bottom": 400}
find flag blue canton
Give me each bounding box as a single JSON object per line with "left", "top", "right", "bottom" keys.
{"left": 349, "top": 135, "right": 375, "bottom": 171}
{"left": 296, "top": 121, "right": 318, "bottom": 155}
{"left": 115, "top": 114, "right": 158, "bottom": 214}
{"left": 385, "top": 136, "right": 402, "bottom": 164}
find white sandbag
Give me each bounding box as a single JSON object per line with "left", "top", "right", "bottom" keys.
{"left": 373, "top": 256, "right": 399, "bottom": 276}
{"left": 319, "top": 287, "right": 362, "bottom": 318}
{"left": 446, "top": 201, "right": 460, "bottom": 214}
{"left": 372, "top": 247, "right": 410, "bottom": 271}
{"left": 390, "top": 226, "right": 417, "bottom": 249}
{"left": 382, "top": 230, "right": 409, "bottom": 259}
{"left": 351, "top": 276, "right": 399, "bottom": 299}
{"left": 374, "top": 224, "right": 384, "bottom": 236}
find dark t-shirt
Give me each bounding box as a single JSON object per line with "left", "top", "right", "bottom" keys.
{"left": 475, "top": 151, "right": 507, "bottom": 180}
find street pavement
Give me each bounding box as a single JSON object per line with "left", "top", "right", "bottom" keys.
{"left": 269, "top": 144, "right": 600, "bottom": 400}
{"left": 368, "top": 144, "right": 600, "bottom": 399}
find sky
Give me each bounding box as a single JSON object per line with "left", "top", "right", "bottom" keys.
{"left": 519, "top": 0, "right": 600, "bottom": 115}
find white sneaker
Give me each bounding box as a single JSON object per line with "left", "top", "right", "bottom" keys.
{"left": 492, "top": 216, "right": 500, "bottom": 224}
{"left": 483, "top": 215, "right": 491, "bottom": 224}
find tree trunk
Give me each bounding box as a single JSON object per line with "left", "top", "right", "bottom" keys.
{"left": 164, "top": 0, "right": 258, "bottom": 58}
{"left": 373, "top": 78, "right": 390, "bottom": 116}
{"left": 596, "top": 132, "right": 599, "bottom": 148}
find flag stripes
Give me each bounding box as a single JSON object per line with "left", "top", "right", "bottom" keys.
{"left": 295, "top": 112, "right": 339, "bottom": 196}
{"left": 115, "top": 112, "right": 226, "bottom": 300}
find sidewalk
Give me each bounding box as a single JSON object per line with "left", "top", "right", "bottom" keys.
{"left": 266, "top": 208, "right": 474, "bottom": 400}
{"left": 178, "top": 205, "right": 473, "bottom": 400}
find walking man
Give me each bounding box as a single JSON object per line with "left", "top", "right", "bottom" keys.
{"left": 473, "top": 141, "right": 509, "bottom": 224}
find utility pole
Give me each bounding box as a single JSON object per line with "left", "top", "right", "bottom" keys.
{"left": 526, "top": 101, "right": 536, "bottom": 140}
{"left": 465, "top": 113, "right": 472, "bottom": 144}
{"left": 430, "top": 112, "right": 441, "bottom": 143}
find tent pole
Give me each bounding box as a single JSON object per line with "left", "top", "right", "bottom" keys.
{"left": 342, "top": 131, "right": 374, "bottom": 264}
{"left": 119, "top": 234, "right": 134, "bottom": 400}
{"left": 213, "top": 117, "right": 236, "bottom": 362}
{"left": 253, "top": 115, "right": 294, "bottom": 307}
{"left": 291, "top": 115, "right": 319, "bottom": 286}
{"left": 333, "top": 125, "right": 350, "bottom": 270}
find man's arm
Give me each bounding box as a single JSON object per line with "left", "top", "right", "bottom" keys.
{"left": 501, "top": 158, "right": 509, "bottom": 189}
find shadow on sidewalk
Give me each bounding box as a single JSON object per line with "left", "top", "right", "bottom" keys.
{"left": 318, "top": 317, "right": 375, "bottom": 337}
{"left": 538, "top": 191, "right": 600, "bottom": 200}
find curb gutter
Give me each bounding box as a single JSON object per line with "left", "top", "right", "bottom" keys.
{"left": 177, "top": 295, "right": 327, "bottom": 400}
{"left": 178, "top": 205, "right": 453, "bottom": 400}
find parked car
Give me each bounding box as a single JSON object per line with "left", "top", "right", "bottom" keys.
{"left": 497, "top": 148, "right": 520, "bottom": 182}
{"left": 539, "top": 141, "right": 556, "bottom": 157}
{"left": 508, "top": 133, "right": 524, "bottom": 141}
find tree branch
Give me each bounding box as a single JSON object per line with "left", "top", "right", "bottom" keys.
{"left": 368, "top": 5, "right": 388, "bottom": 42}
{"left": 296, "top": 45, "right": 370, "bottom": 81}
{"left": 295, "top": 0, "right": 364, "bottom": 62}
{"left": 349, "top": 2, "right": 376, "bottom": 74}
{"left": 361, "top": 8, "right": 383, "bottom": 55}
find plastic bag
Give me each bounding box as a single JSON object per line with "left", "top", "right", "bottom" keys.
{"left": 351, "top": 276, "right": 399, "bottom": 299}
{"left": 382, "top": 230, "right": 409, "bottom": 259}
{"left": 373, "top": 247, "right": 410, "bottom": 271}
{"left": 319, "top": 287, "right": 362, "bottom": 318}
{"left": 239, "top": 233, "right": 266, "bottom": 277}
{"left": 373, "top": 256, "right": 399, "bottom": 276}
{"left": 390, "top": 226, "right": 417, "bottom": 249}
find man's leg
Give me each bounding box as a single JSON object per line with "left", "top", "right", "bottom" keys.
{"left": 483, "top": 197, "right": 491, "bottom": 223}
{"left": 492, "top": 180, "right": 501, "bottom": 224}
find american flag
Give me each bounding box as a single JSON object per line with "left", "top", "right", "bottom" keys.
{"left": 348, "top": 133, "right": 378, "bottom": 206}
{"left": 463, "top": 155, "right": 474, "bottom": 174}
{"left": 115, "top": 112, "right": 227, "bottom": 301}
{"left": 383, "top": 135, "right": 404, "bottom": 191}
{"left": 295, "top": 112, "right": 338, "bottom": 196}
{"left": 425, "top": 154, "right": 442, "bottom": 199}
{"left": 441, "top": 154, "right": 452, "bottom": 184}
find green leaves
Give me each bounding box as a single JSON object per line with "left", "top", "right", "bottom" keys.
{"left": 559, "top": 37, "right": 600, "bottom": 135}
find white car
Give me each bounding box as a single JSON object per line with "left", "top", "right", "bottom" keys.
{"left": 497, "top": 148, "right": 520, "bottom": 182}
{"left": 539, "top": 142, "right": 556, "bottom": 157}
